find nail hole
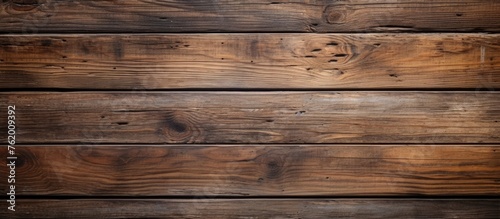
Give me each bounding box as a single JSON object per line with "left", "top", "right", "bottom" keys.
{"left": 295, "top": 110, "right": 306, "bottom": 115}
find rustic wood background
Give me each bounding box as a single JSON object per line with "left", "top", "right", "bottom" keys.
{"left": 0, "top": 0, "right": 499, "bottom": 218}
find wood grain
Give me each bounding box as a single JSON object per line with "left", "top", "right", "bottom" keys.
{"left": 3, "top": 199, "right": 499, "bottom": 218}
{"left": 0, "top": 34, "right": 499, "bottom": 89}
{"left": 1, "top": 0, "right": 500, "bottom": 33}
{"left": 1, "top": 92, "right": 499, "bottom": 144}
{"left": 0, "top": 145, "right": 498, "bottom": 196}
{"left": 2, "top": 0, "right": 498, "bottom": 216}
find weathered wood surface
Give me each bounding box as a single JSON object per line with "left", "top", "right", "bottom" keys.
{"left": 2, "top": 199, "right": 499, "bottom": 218}
{"left": 0, "top": 34, "right": 499, "bottom": 89}
{"left": 0, "top": 145, "right": 498, "bottom": 196}
{"left": 1, "top": 0, "right": 500, "bottom": 33}
{"left": 1, "top": 92, "right": 499, "bottom": 144}
{"left": 1, "top": 0, "right": 498, "bottom": 217}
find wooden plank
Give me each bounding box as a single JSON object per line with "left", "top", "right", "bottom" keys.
{"left": 0, "top": 145, "right": 498, "bottom": 196}
{"left": 3, "top": 199, "right": 499, "bottom": 218}
{"left": 1, "top": 34, "right": 499, "bottom": 89}
{"left": 1, "top": 92, "right": 499, "bottom": 144}
{"left": 1, "top": 1, "right": 500, "bottom": 33}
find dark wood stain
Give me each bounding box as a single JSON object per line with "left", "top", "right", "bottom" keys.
{"left": 41, "top": 39, "right": 52, "bottom": 46}
{"left": 165, "top": 114, "right": 187, "bottom": 133}
{"left": 80, "top": 44, "right": 90, "bottom": 54}
{"left": 112, "top": 39, "right": 124, "bottom": 60}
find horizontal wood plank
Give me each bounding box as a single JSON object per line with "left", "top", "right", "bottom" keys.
{"left": 1, "top": 1, "right": 500, "bottom": 33}
{"left": 1, "top": 34, "right": 499, "bottom": 89}
{"left": 3, "top": 199, "right": 499, "bottom": 218}
{"left": 1, "top": 92, "right": 499, "bottom": 144}
{"left": 0, "top": 145, "right": 498, "bottom": 196}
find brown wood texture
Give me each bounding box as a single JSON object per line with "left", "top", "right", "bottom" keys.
{"left": 2, "top": 0, "right": 499, "bottom": 217}
{"left": 0, "top": 145, "right": 498, "bottom": 196}
{"left": 2, "top": 199, "right": 499, "bottom": 218}
{"left": 1, "top": 92, "right": 499, "bottom": 144}
{"left": 0, "top": 34, "right": 499, "bottom": 89}
{"left": 1, "top": 0, "right": 500, "bottom": 33}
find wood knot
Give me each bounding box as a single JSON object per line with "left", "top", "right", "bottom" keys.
{"left": 265, "top": 158, "right": 284, "bottom": 179}
{"left": 323, "top": 5, "right": 348, "bottom": 24}
{"left": 15, "top": 149, "right": 38, "bottom": 171}
{"left": 160, "top": 112, "right": 198, "bottom": 143}
{"left": 167, "top": 118, "right": 187, "bottom": 133}
{"left": 15, "top": 157, "right": 25, "bottom": 168}
{"left": 9, "top": 0, "right": 41, "bottom": 11}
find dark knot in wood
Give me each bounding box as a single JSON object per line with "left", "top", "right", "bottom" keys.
{"left": 324, "top": 5, "right": 348, "bottom": 24}
{"left": 9, "top": 0, "right": 41, "bottom": 11}
{"left": 160, "top": 112, "right": 196, "bottom": 143}
{"left": 266, "top": 159, "right": 284, "bottom": 179}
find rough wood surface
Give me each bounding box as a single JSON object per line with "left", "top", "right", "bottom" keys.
{"left": 0, "top": 145, "right": 498, "bottom": 196}
{"left": 2, "top": 0, "right": 498, "bottom": 217}
{"left": 0, "top": 34, "right": 499, "bottom": 89}
{"left": 1, "top": 92, "right": 499, "bottom": 144}
{"left": 1, "top": 0, "right": 500, "bottom": 33}
{"left": 2, "top": 199, "right": 499, "bottom": 218}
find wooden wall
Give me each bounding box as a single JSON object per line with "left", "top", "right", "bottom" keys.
{"left": 0, "top": 0, "right": 499, "bottom": 218}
